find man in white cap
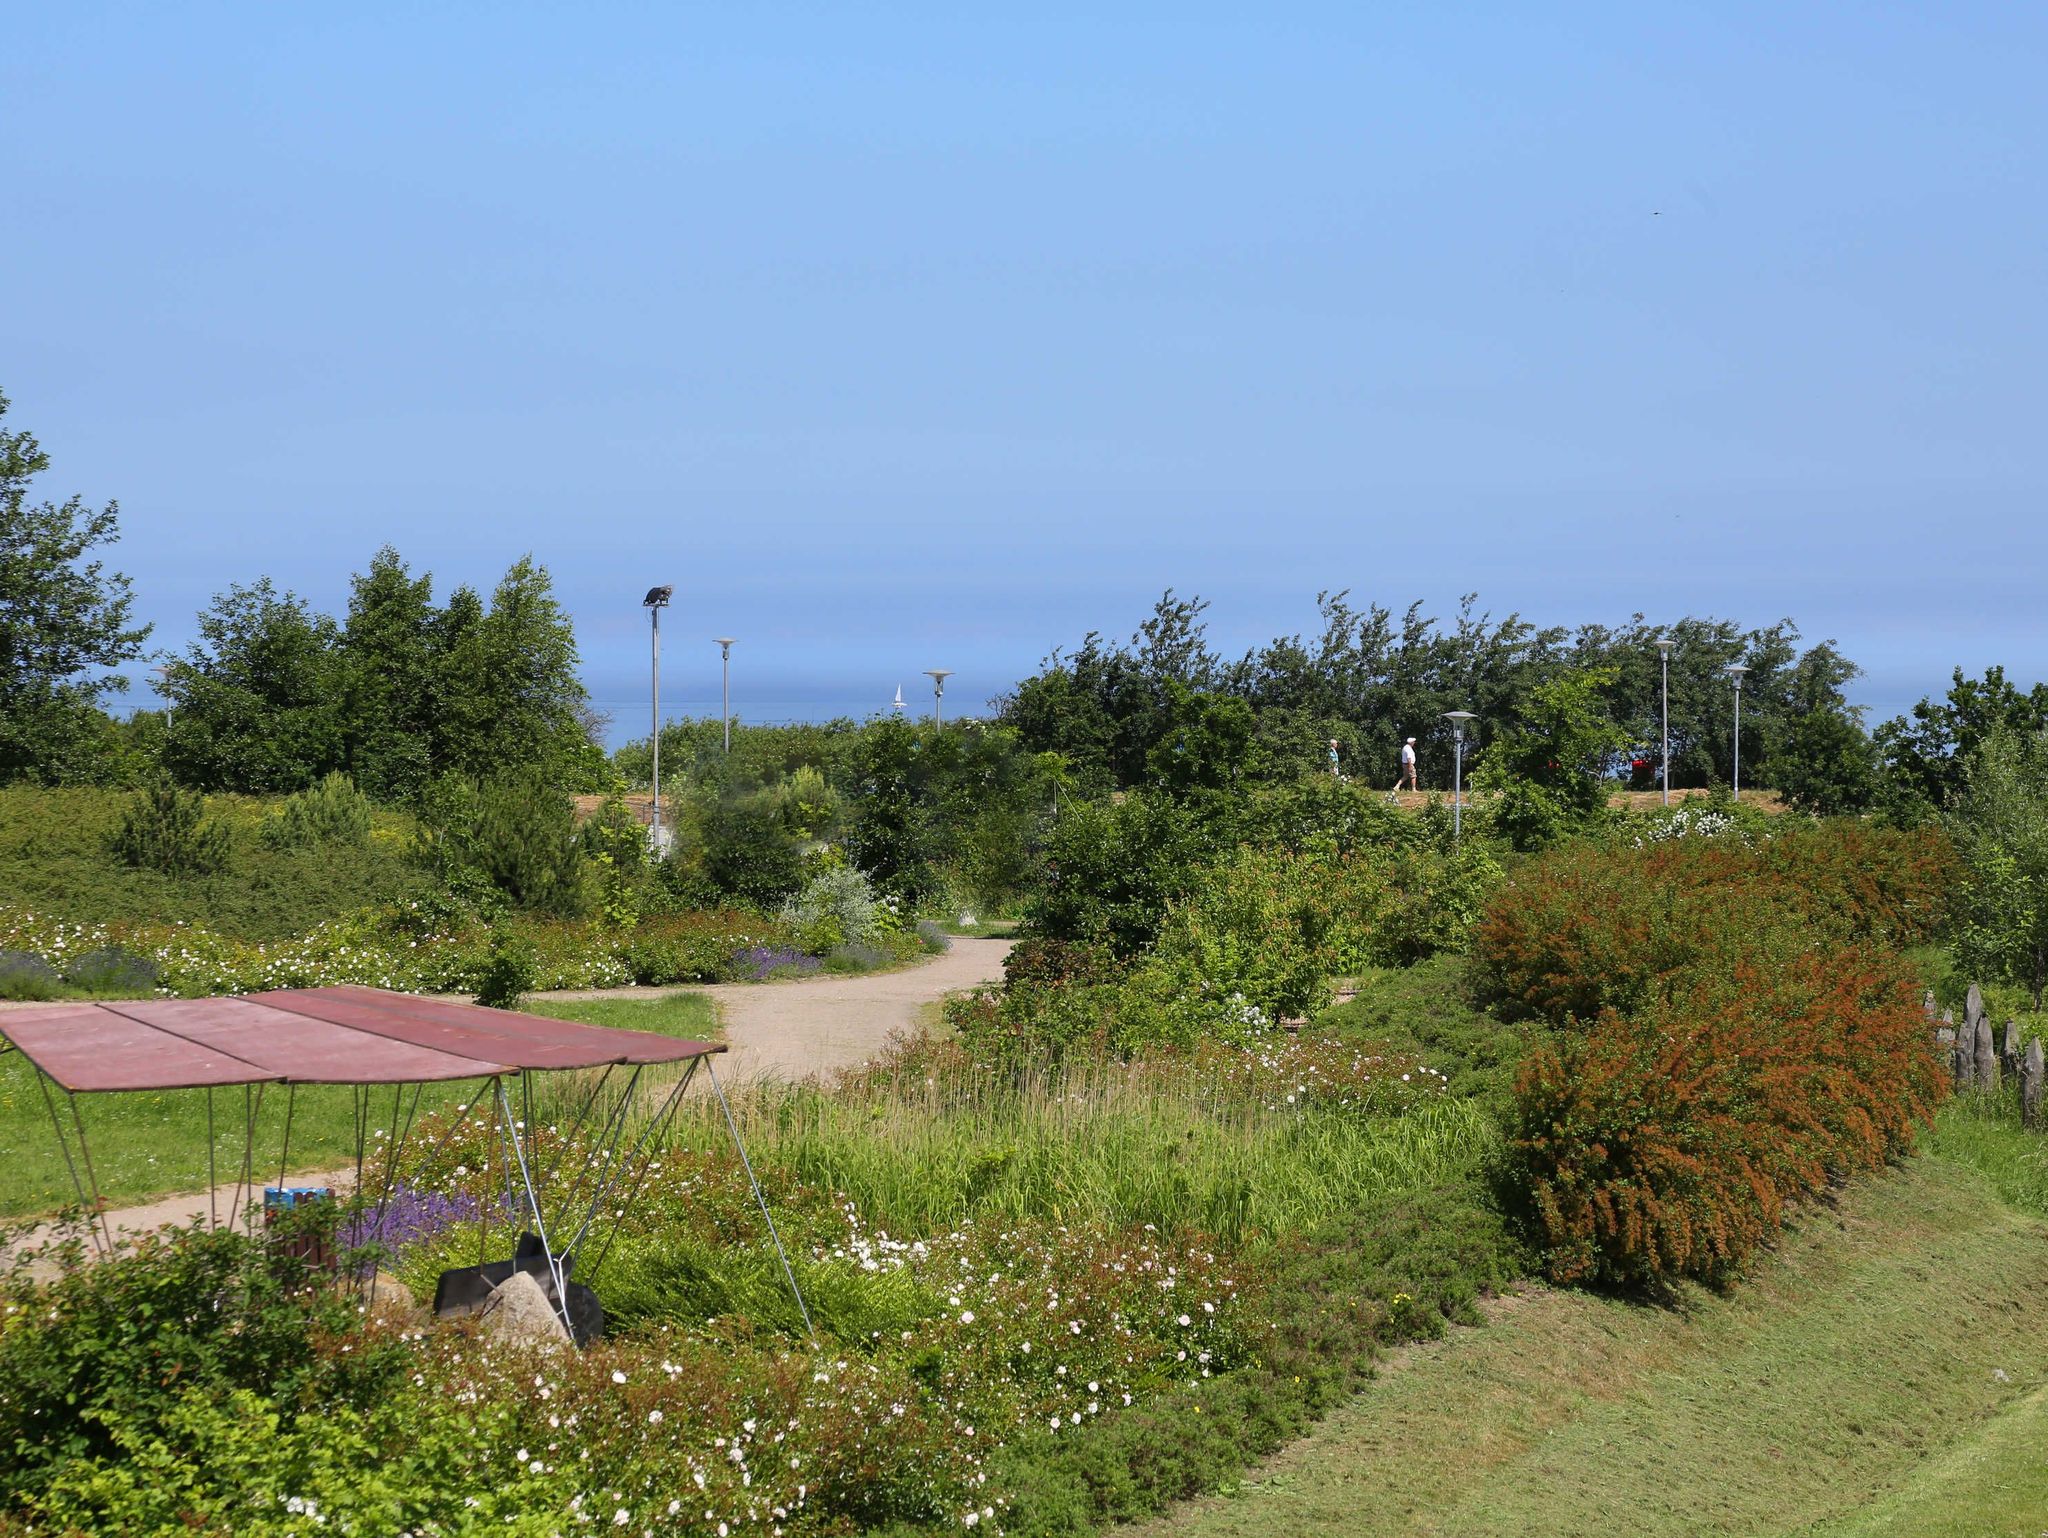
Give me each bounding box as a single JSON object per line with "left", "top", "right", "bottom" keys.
{"left": 1398, "top": 736, "right": 1418, "bottom": 792}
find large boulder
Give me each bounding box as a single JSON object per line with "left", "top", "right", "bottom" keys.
{"left": 483, "top": 1269, "right": 572, "bottom": 1348}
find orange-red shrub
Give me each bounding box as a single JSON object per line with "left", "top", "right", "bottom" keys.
{"left": 1472, "top": 826, "right": 1955, "bottom": 1028}
{"left": 1509, "top": 944, "right": 1947, "bottom": 1287}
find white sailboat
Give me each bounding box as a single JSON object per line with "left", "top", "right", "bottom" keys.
{"left": 892, "top": 684, "right": 906, "bottom": 713}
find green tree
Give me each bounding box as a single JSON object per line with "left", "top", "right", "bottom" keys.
{"left": 339, "top": 547, "right": 439, "bottom": 800}
{"left": 1950, "top": 726, "right": 2048, "bottom": 1008}
{"left": 162, "top": 581, "right": 347, "bottom": 792}
{"left": 0, "top": 390, "right": 152, "bottom": 783}
{"left": 436, "top": 557, "right": 592, "bottom": 783}
{"left": 1877, "top": 665, "right": 2048, "bottom": 819}
{"left": 1474, "top": 666, "right": 1631, "bottom": 850}
{"left": 1143, "top": 682, "right": 1254, "bottom": 800}
{"left": 110, "top": 780, "right": 233, "bottom": 877}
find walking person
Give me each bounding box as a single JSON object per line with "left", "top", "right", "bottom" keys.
{"left": 1398, "top": 736, "right": 1418, "bottom": 793}
{"left": 1328, "top": 737, "right": 1342, "bottom": 778}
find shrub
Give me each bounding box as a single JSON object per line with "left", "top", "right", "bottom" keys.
{"left": 108, "top": 780, "right": 232, "bottom": 877}
{"left": 473, "top": 931, "right": 537, "bottom": 1008}
{"left": 1509, "top": 946, "right": 1945, "bottom": 1287}
{"left": 0, "top": 949, "right": 62, "bottom": 1001}
{"left": 61, "top": 945, "right": 158, "bottom": 995}
{"left": 1472, "top": 826, "right": 1953, "bottom": 1028}
{"left": 825, "top": 941, "right": 895, "bottom": 973}
{"left": 257, "top": 770, "right": 373, "bottom": 850}
{"left": 780, "top": 863, "right": 883, "bottom": 954}
{"left": 915, "top": 918, "right": 952, "bottom": 954}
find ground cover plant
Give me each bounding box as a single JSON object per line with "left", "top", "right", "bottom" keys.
{"left": 0, "top": 1028, "right": 1516, "bottom": 1536}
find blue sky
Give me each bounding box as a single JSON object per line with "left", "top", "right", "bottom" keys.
{"left": 5, "top": 5, "right": 2043, "bottom": 738}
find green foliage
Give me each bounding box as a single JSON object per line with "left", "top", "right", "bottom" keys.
{"left": 161, "top": 548, "right": 597, "bottom": 796}
{"left": 1876, "top": 663, "right": 2048, "bottom": 818}
{"left": 109, "top": 779, "right": 233, "bottom": 877}
{"left": 579, "top": 792, "right": 648, "bottom": 928}
{"left": 62, "top": 945, "right": 159, "bottom": 994}
{"left": 780, "top": 862, "right": 884, "bottom": 953}
{"left": 414, "top": 771, "right": 586, "bottom": 915}
{"left": 0, "top": 948, "right": 63, "bottom": 1000}
{"left": 1775, "top": 700, "right": 1879, "bottom": 815}
{"left": 1001, "top": 590, "right": 1858, "bottom": 795}
{"left": 257, "top": 770, "right": 373, "bottom": 850}
{"left": 1947, "top": 725, "right": 2048, "bottom": 1007}
{"left": 0, "top": 786, "right": 427, "bottom": 941}
{"left": 1143, "top": 681, "right": 1255, "bottom": 800}
{"left": 0, "top": 388, "right": 152, "bottom": 786}
{"left": 1317, "top": 955, "right": 1526, "bottom": 1102}
{"left": 1028, "top": 790, "right": 1209, "bottom": 958}
{"left": 473, "top": 930, "right": 537, "bottom": 1008}
{"left": 1472, "top": 666, "right": 1631, "bottom": 851}
{"left": 691, "top": 783, "right": 808, "bottom": 908}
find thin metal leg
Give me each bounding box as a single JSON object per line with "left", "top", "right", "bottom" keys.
{"left": 34, "top": 1069, "right": 102, "bottom": 1256}
{"left": 497, "top": 1079, "right": 575, "bottom": 1334}
{"left": 707, "top": 1060, "right": 815, "bottom": 1341}
{"left": 275, "top": 1083, "right": 298, "bottom": 1192}
{"left": 63, "top": 1091, "right": 114, "bottom": 1256}
{"left": 206, "top": 1086, "right": 217, "bottom": 1231}
{"left": 579, "top": 1058, "right": 700, "bottom": 1278}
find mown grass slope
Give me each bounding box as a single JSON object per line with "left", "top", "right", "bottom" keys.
{"left": 1134, "top": 1157, "right": 2048, "bottom": 1538}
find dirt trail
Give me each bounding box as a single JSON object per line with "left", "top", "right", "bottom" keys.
{"left": 550, "top": 933, "right": 1011, "bottom": 1084}
{"left": 8, "top": 936, "right": 1010, "bottom": 1253}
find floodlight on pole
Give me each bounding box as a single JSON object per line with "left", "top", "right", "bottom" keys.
{"left": 643, "top": 586, "right": 673, "bottom": 854}
{"left": 1655, "top": 638, "right": 1674, "bottom": 807}
{"left": 1442, "top": 711, "right": 1478, "bottom": 843}
{"left": 713, "top": 638, "right": 737, "bottom": 754}
{"left": 1725, "top": 664, "right": 1750, "bottom": 801}
{"left": 924, "top": 669, "right": 953, "bottom": 728}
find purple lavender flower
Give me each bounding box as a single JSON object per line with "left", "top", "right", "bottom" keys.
{"left": 734, "top": 944, "right": 822, "bottom": 981}
{"left": 344, "top": 1183, "right": 480, "bottom": 1260}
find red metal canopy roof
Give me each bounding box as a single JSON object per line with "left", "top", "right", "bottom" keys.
{"left": 0, "top": 985, "right": 723, "bottom": 1093}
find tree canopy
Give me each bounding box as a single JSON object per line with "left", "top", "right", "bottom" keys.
{"left": 0, "top": 391, "right": 151, "bottom": 784}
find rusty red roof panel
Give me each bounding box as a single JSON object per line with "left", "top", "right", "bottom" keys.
{"left": 0, "top": 987, "right": 724, "bottom": 1094}
{"left": 248, "top": 987, "right": 723, "bottom": 1070}
{"left": 0, "top": 1004, "right": 272, "bottom": 1092}
{"left": 99, "top": 997, "right": 517, "bottom": 1084}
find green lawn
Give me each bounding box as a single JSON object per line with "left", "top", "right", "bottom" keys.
{"left": 0, "top": 991, "right": 718, "bottom": 1219}
{"left": 1133, "top": 1153, "right": 2048, "bottom": 1538}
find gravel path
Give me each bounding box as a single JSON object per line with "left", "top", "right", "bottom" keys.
{"left": 6, "top": 936, "right": 1011, "bottom": 1251}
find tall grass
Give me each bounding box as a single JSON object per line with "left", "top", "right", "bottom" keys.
{"left": 495, "top": 1043, "right": 1501, "bottom": 1256}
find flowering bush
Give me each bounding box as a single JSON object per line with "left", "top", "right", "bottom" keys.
{"left": 1511, "top": 946, "right": 1946, "bottom": 1286}
{"left": 0, "top": 902, "right": 796, "bottom": 999}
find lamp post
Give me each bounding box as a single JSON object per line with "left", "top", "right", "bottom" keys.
{"left": 1442, "top": 711, "right": 1477, "bottom": 843}
{"left": 1655, "top": 638, "right": 1673, "bottom": 807}
{"left": 713, "top": 638, "right": 736, "bottom": 754}
{"left": 924, "top": 669, "right": 953, "bottom": 728}
{"left": 643, "top": 585, "right": 673, "bottom": 852}
{"left": 1725, "top": 664, "right": 1750, "bottom": 801}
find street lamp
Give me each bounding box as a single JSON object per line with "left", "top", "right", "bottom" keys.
{"left": 643, "top": 585, "right": 673, "bottom": 853}
{"left": 1442, "top": 711, "right": 1477, "bottom": 842}
{"left": 924, "top": 669, "right": 953, "bottom": 728}
{"left": 1655, "top": 638, "right": 1673, "bottom": 807}
{"left": 1725, "top": 664, "right": 1750, "bottom": 801}
{"left": 713, "top": 638, "right": 737, "bottom": 754}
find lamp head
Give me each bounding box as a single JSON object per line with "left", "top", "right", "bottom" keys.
{"left": 714, "top": 636, "right": 736, "bottom": 650}
{"left": 924, "top": 668, "right": 954, "bottom": 691}
{"left": 1655, "top": 638, "right": 1674, "bottom": 655}
{"left": 643, "top": 585, "right": 673, "bottom": 609}
{"left": 1725, "top": 664, "right": 1750, "bottom": 686}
